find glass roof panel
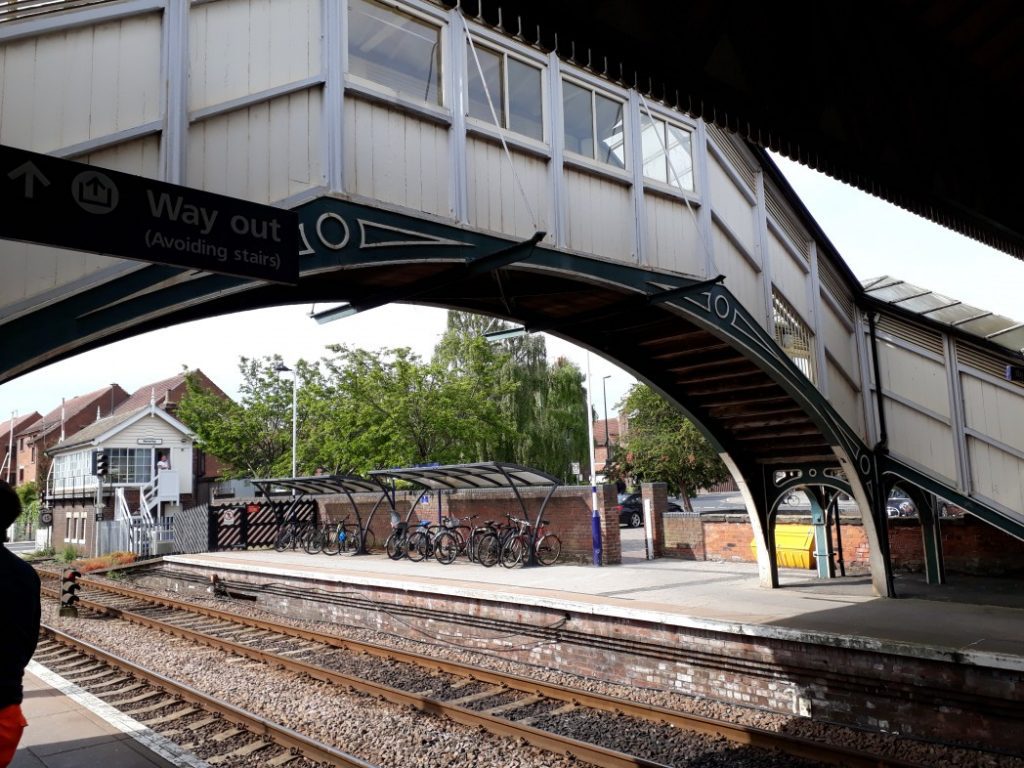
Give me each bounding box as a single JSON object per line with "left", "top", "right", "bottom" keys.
{"left": 954, "top": 314, "right": 1014, "bottom": 337}
{"left": 988, "top": 326, "right": 1024, "bottom": 351}
{"left": 897, "top": 292, "right": 959, "bottom": 314}
{"left": 926, "top": 302, "right": 987, "bottom": 325}
{"left": 863, "top": 281, "right": 927, "bottom": 303}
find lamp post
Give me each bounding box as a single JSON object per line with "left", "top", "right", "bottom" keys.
{"left": 601, "top": 375, "right": 611, "bottom": 449}
{"left": 585, "top": 354, "right": 602, "bottom": 567}
{"left": 274, "top": 363, "right": 297, "bottom": 478}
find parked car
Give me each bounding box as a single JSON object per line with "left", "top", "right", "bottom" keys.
{"left": 616, "top": 493, "right": 682, "bottom": 527}
{"left": 887, "top": 490, "right": 916, "bottom": 517}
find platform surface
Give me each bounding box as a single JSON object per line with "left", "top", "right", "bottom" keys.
{"left": 11, "top": 670, "right": 183, "bottom": 768}
{"left": 164, "top": 528, "right": 1024, "bottom": 671}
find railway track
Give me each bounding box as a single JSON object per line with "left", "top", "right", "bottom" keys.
{"left": 38, "top": 569, "right": 916, "bottom": 768}
{"left": 35, "top": 624, "right": 366, "bottom": 768}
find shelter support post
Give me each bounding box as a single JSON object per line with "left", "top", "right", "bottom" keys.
{"left": 807, "top": 490, "right": 833, "bottom": 579}
{"left": 904, "top": 486, "right": 945, "bottom": 586}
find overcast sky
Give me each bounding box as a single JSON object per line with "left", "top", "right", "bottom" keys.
{"left": 3, "top": 153, "right": 1023, "bottom": 426}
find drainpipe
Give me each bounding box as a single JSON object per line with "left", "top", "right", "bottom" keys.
{"left": 867, "top": 311, "right": 888, "bottom": 452}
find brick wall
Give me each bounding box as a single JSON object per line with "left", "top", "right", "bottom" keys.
{"left": 309, "top": 484, "right": 622, "bottom": 565}
{"left": 690, "top": 514, "right": 1024, "bottom": 576}
{"left": 156, "top": 562, "right": 1024, "bottom": 750}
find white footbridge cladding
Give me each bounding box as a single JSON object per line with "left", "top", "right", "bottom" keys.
{"left": 1, "top": 2, "right": 1022, "bottom": 563}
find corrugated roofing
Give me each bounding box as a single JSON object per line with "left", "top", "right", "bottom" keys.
{"left": 370, "top": 462, "right": 560, "bottom": 490}
{"left": 250, "top": 475, "right": 386, "bottom": 496}
{"left": 863, "top": 276, "right": 1024, "bottom": 355}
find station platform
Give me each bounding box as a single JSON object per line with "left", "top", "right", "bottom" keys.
{"left": 163, "top": 538, "right": 1024, "bottom": 671}
{"left": 13, "top": 665, "right": 204, "bottom": 768}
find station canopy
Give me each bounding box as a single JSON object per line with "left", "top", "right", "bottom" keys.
{"left": 863, "top": 276, "right": 1024, "bottom": 355}
{"left": 250, "top": 474, "right": 386, "bottom": 497}
{"left": 369, "top": 462, "right": 560, "bottom": 490}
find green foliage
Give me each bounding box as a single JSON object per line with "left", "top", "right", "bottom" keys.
{"left": 59, "top": 544, "right": 81, "bottom": 563}
{"left": 14, "top": 481, "right": 39, "bottom": 526}
{"left": 177, "top": 311, "right": 591, "bottom": 483}
{"left": 610, "top": 384, "right": 729, "bottom": 510}
{"left": 177, "top": 359, "right": 297, "bottom": 478}
{"left": 21, "top": 546, "right": 55, "bottom": 561}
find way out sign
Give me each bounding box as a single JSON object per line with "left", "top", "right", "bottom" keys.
{"left": 1, "top": 144, "right": 298, "bottom": 284}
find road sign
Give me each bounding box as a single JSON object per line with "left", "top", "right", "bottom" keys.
{"left": 1, "top": 144, "right": 298, "bottom": 284}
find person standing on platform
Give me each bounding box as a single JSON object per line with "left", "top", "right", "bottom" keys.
{"left": 0, "top": 481, "right": 40, "bottom": 768}
{"left": 157, "top": 453, "right": 170, "bottom": 472}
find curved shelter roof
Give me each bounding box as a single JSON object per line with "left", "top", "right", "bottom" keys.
{"left": 250, "top": 475, "right": 386, "bottom": 497}
{"left": 370, "top": 462, "right": 560, "bottom": 491}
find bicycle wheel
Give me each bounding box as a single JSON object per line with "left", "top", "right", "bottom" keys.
{"left": 385, "top": 531, "right": 406, "bottom": 560}
{"left": 474, "top": 532, "right": 499, "bottom": 567}
{"left": 500, "top": 535, "right": 526, "bottom": 568}
{"left": 323, "top": 525, "right": 344, "bottom": 556}
{"left": 303, "top": 526, "right": 326, "bottom": 555}
{"left": 535, "top": 534, "right": 561, "bottom": 566}
{"left": 406, "top": 530, "right": 431, "bottom": 562}
{"left": 273, "top": 526, "right": 291, "bottom": 552}
{"left": 434, "top": 531, "right": 461, "bottom": 564}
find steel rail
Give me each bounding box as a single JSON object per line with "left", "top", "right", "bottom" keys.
{"left": 38, "top": 623, "right": 377, "bottom": 768}
{"left": 42, "top": 588, "right": 674, "bottom": 768}
{"left": 44, "top": 574, "right": 919, "bottom": 768}
{"left": 44, "top": 575, "right": 918, "bottom": 768}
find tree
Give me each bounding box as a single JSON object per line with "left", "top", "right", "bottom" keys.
{"left": 177, "top": 359, "right": 297, "bottom": 478}
{"left": 613, "top": 384, "right": 729, "bottom": 511}
{"left": 433, "top": 312, "right": 589, "bottom": 481}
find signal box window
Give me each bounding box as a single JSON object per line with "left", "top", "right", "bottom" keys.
{"left": 641, "top": 113, "right": 694, "bottom": 191}
{"left": 467, "top": 43, "right": 543, "bottom": 141}
{"left": 562, "top": 80, "right": 626, "bottom": 168}
{"left": 348, "top": 0, "right": 443, "bottom": 106}
{"left": 107, "top": 448, "right": 154, "bottom": 484}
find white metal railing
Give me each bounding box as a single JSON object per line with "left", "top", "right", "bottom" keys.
{"left": 98, "top": 517, "right": 174, "bottom": 557}
{"left": 114, "top": 487, "right": 134, "bottom": 522}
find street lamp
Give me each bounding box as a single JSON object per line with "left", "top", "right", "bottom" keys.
{"left": 274, "top": 363, "right": 297, "bottom": 478}
{"left": 601, "top": 375, "right": 611, "bottom": 449}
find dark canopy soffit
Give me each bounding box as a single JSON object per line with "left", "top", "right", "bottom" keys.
{"left": 447, "top": 0, "right": 1024, "bottom": 259}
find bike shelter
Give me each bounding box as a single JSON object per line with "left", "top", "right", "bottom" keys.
{"left": 370, "top": 461, "right": 560, "bottom": 567}
{"left": 251, "top": 474, "right": 390, "bottom": 555}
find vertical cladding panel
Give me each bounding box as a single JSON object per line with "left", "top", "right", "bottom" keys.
{"left": 767, "top": 232, "right": 809, "bottom": 320}
{"left": 821, "top": 300, "right": 858, "bottom": 383}
{"left": 884, "top": 400, "right": 956, "bottom": 482}
{"left": 0, "top": 243, "right": 121, "bottom": 307}
{"left": 961, "top": 375, "right": 1024, "bottom": 455}
{"left": 81, "top": 135, "right": 162, "bottom": 179}
{"left": 967, "top": 438, "right": 1024, "bottom": 513}
{"left": 0, "top": 15, "right": 161, "bottom": 152}
{"left": 706, "top": 155, "right": 756, "bottom": 260}
{"left": 564, "top": 169, "right": 633, "bottom": 261}
{"left": 711, "top": 224, "right": 764, "bottom": 325}
{"left": 827, "top": 359, "right": 864, "bottom": 438}
{"left": 466, "top": 138, "right": 550, "bottom": 240}
{"left": 643, "top": 194, "right": 704, "bottom": 276}
{"left": 876, "top": 342, "right": 950, "bottom": 418}
{"left": 189, "top": 0, "right": 320, "bottom": 111}
{"left": 187, "top": 89, "right": 323, "bottom": 203}
{"left": 344, "top": 98, "right": 450, "bottom": 218}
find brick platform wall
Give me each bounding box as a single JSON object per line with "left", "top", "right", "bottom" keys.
{"left": 155, "top": 562, "right": 1024, "bottom": 750}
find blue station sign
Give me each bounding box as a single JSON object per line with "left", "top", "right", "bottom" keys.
{"left": 1, "top": 144, "right": 298, "bottom": 284}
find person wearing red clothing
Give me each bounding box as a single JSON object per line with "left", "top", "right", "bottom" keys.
{"left": 0, "top": 481, "right": 40, "bottom": 768}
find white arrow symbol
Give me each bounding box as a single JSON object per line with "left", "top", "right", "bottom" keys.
{"left": 8, "top": 161, "right": 50, "bottom": 198}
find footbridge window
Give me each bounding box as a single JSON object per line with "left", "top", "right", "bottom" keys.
{"left": 466, "top": 42, "right": 544, "bottom": 141}
{"left": 348, "top": 0, "right": 443, "bottom": 106}
{"left": 773, "top": 290, "right": 816, "bottom": 382}
{"left": 640, "top": 112, "right": 694, "bottom": 192}
{"left": 562, "top": 79, "right": 626, "bottom": 168}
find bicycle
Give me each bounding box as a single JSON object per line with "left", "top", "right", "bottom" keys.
{"left": 321, "top": 517, "right": 376, "bottom": 555}
{"left": 385, "top": 519, "right": 429, "bottom": 560}
{"left": 470, "top": 514, "right": 516, "bottom": 568}
{"left": 500, "top": 517, "right": 561, "bottom": 567}
{"left": 405, "top": 520, "right": 439, "bottom": 562}
{"left": 433, "top": 515, "right": 477, "bottom": 565}
{"left": 274, "top": 520, "right": 315, "bottom": 552}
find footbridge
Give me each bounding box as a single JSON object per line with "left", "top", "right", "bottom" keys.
{"left": 1, "top": 0, "right": 1022, "bottom": 597}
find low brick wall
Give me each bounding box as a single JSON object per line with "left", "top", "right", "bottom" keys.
{"left": 666, "top": 512, "right": 1024, "bottom": 576}
{"left": 153, "top": 561, "right": 1024, "bottom": 750}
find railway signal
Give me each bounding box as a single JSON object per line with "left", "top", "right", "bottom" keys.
{"left": 92, "top": 449, "right": 108, "bottom": 477}
{"left": 59, "top": 569, "right": 82, "bottom": 618}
